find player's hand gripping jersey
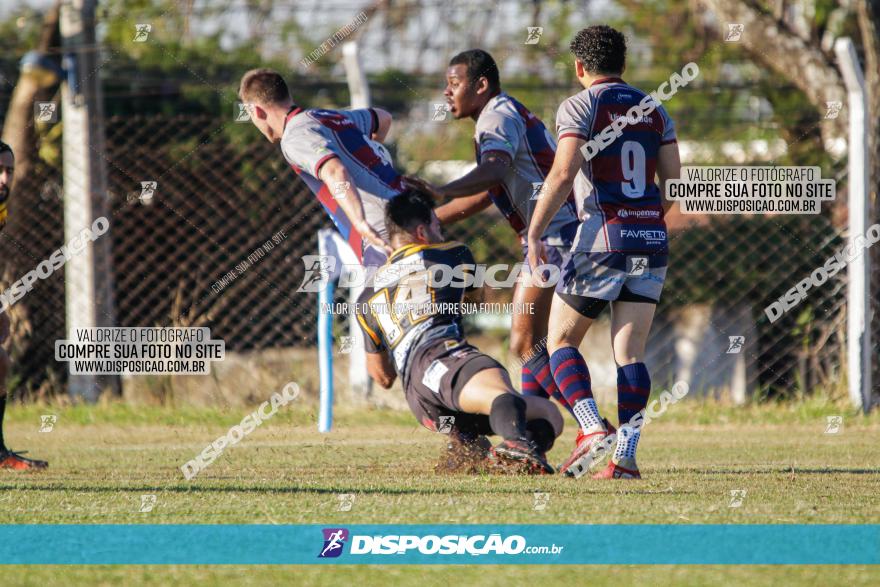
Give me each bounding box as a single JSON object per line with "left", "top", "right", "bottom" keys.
{"left": 555, "top": 77, "right": 677, "bottom": 253}
{"left": 280, "top": 106, "right": 402, "bottom": 255}
{"left": 355, "top": 241, "right": 480, "bottom": 390}
{"left": 475, "top": 93, "right": 578, "bottom": 245}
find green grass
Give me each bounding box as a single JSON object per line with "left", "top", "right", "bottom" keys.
{"left": 3, "top": 565, "right": 879, "bottom": 587}
{"left": 1, "top": 400, "right": 878, "bottom": 585}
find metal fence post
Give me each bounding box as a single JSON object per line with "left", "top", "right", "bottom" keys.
{"left": 343, "top": 41, "right": 371, "bottom": 111}
{"left": 318, "top": 232, "right": 334, "bottom": 433}
{"left": 60, "top": 0, "right": 117, "bottom": 402}
{"left": 835, "top": 37, "right": 872, "bottom": 412}
{"left": 342, "top": 40, "right": 373, "bottom": 400}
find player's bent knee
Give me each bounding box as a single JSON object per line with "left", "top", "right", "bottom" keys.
{"left": 458, "top": 368, "right": 512, "bottom": 414}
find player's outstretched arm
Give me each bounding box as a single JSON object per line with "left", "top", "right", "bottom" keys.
{"left": 366, "top": 350, "right": 396, "bottom": 389}
{"left": 436, "top": 152, "right": 512, "bottom": 198}
{"left": 526, "top": 135, "right": 583, "bottom": 272}
{"left": 435, "top": 192, "right": 492, "bottom": 226}
{"left": 372, "top": 108, "right": 392, "bottom": 142}
{"left": 319, "top": 157, "right": 392, "bottom": 253}
{"left": 657, "top": 142, "right": 681, "bottom": 215}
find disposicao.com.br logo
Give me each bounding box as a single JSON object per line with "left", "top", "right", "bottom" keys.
{"left": 318, "top": 528, "right": 349, "bottom": 558}
{"left": 317, "top": 528, "right": 563, "bottom": 558}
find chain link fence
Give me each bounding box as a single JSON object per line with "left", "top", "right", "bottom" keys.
{"left": 0, "top": 110, "right": 516, "bottom": 397}
{"left": 660, "top": 212, "right": 849, "bottom": 397}
{"left": 0, "top": 106, "right": 872, "bottom": 403}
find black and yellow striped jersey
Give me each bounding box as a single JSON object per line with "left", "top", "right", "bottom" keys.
{"left": 355, "top": 240, "right": 478, "bottom": 385}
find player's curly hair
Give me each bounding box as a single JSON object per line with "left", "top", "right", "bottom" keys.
{"left": 385, "top": 188, "right": 435, "bottom": 240}
{"left": 449, "top": 49, "right": 501, "bottom": 92}
{"left": 0, "top": 141, "right": 12, "bottom": 156}
{"left": 569, "top": 25, "right": 626, "bottom": 75}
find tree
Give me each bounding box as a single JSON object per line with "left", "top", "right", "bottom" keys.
{"left": 690, "top": 0, "right": 879, "bottom": 206}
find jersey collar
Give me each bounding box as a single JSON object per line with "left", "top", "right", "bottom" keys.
{"left": 389, "top": 242, "right": 424, "bottom": 261}
{"left": 283, "top": 104, "right": 303, "bottom": 130}
{"left": 388, "top": 241, "right": 461, "bottom": 263}
{"left": 590, "top": 76, "right": 625, "bottom": 87}
{"left": 474, "top": 90, "right": 504, "bottom": 120}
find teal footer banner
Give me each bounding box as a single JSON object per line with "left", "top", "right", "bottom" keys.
{"left": 0, "top": 525, "right": 877, "bottom": 564}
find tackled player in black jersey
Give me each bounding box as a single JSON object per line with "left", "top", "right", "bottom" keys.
{"left": 355, "top": 189, "right": 563, "bottom": 474}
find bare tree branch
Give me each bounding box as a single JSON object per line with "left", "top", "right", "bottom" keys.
{"left": 691, "top": 0, "right": 847, "bottom": 152}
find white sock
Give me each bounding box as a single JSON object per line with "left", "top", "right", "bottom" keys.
{"left": 613, "top": 425, "right": 640, "bottom": 465}
{"left": 572, "top": 398, "right": 604, "bottom": 434}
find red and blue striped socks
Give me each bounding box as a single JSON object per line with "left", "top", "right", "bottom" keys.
{"left": 549, "top": 347, "right": 603, "bottom": 433}
{"left": 522, "top": 351, "right": 574, "bottom": 416}
{"left": 614, "top": 362, "right": 651, "bottom": 463}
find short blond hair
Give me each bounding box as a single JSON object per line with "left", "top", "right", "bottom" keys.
{"left": 239, "top": 68, "right": 291, "bottom": 105}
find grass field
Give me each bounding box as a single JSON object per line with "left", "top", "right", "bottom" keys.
{"left": 1, "top": 398, "right": 878, "bottom": 585}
